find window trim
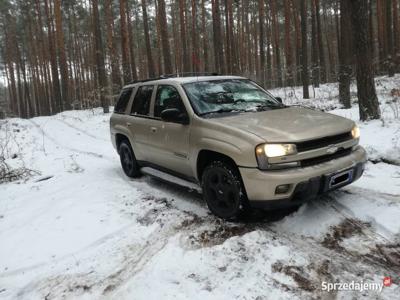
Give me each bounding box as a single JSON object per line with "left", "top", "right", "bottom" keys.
{"left": 114, "top": 88, "right": 134, "bottom": 115}
{"left": 152, "top": 84, "right": 189, "bottom": 122}
{"left": 130, "top": 84, "right": 155, "bottom": 117}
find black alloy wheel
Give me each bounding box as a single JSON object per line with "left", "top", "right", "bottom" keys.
{"left": 119, "top": 140, "right": 141, "bottom": 178}
{"left": 202, "top": 161, "right": 249, "bottom": 219}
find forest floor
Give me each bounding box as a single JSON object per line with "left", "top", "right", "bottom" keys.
{"left": 1, "top": 75, "right": 400, "bottom": 299}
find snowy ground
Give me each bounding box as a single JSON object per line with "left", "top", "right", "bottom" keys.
{"left": 1, "top": 76, "right": 400, "bottom": 299}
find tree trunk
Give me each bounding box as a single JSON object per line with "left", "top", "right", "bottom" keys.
{"left": 271, "top": 0, "right": 282, "bottom": 87}
{"left": 393, "top": 0, "right": 400, "bottom": 71}
{"left": 172, "top": 0, "right": 181, "bottom": 72}
{"left": 126, "top": 4, "right": 138, "bottom": 81}
{"left": 201, "top": 0, "right": 209, "bottom": 71}
{"left": 211, "top": 0, "right": 225, "bottom": 74}
{"left": 311, "top": 0, "right": 320, "bottom": 87}
{"left": 120, "top": 0, "right": 132, "bottom": 83}
{"left": 179, "top": 0, "right": 190, "bottom": 72}
{"left": 156, "top": 0, "right": 173, "bottom": 74}
{"left": 315, "top": 0, "right": 326, "bottom": 83}
{"left": 300, "top": 0, "right": 309, "bottom": 98}
{"left": 154, "top": 0, "right": 163, "bottom": 75}
{"left": 258, "top": 0, "right": 265, "bottom": 86}
{"left": 44, "top": 0, "right": 62, "bottom": 113}
{"left": 377, "top": 0, "right": 387, "bottom": 71}
{"left": 35, "top": 0, "right": 51, "bottom": 115}
{"left": 228, "top": 0, "right": 237, "bottom": 73}
{"left": 338, "top": 0, "right": 352, "bottom": 109}
{"left": 387, "top": 0, "right": 395, "bottom": 76}
{"left": 105, "top": 0, "right": 122, "bottom": 92}
{"left": 284, "top": 0, "right": 293, "bottom": 86}
{"left": 292, "top": 0, "right": 302, "bottom": 85}
{"left": 191, "top": 0, "right": 199, "bottom": 72}
{"left": 92, "top": 0, "right": 109, "bottom": 113}
{"left": 349, "top": 0, "right": 381, "bottom": 120}
{"left": 54, "top": 0, "right": 69, "bottom": 110}
{"left": 224, "top": 0, "right": 231, "bottom": 74}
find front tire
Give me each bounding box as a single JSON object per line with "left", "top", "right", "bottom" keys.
{"left": 202, "top": 161, "right": 249, "bottom": 220}
{"left": 119, "top": 140, "right": 141, "bottom": 178}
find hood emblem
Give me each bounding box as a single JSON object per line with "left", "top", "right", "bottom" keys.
{"left": 326, "top": 145, "right": 339, "bottom": 154}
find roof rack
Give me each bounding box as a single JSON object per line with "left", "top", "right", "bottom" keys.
{"left": 128, "top": 72, "right": 219, "bottom": 85}
{"left": 160, "top": 72, "right": 219, "bottom": 78}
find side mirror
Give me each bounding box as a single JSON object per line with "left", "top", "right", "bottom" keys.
{"left": 275, "top": 97, "right": 283, "bottom": 103}
{"left": 161, "top": 108, "right": 189, "bottom": 124}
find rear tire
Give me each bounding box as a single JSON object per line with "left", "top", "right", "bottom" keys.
{"left": 119, "top": 140, "right": 141, "bottom": 178}
{"left": 202, "top": 161, "right": 249, "bottom": 220}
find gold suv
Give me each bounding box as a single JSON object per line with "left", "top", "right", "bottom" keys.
{"left": 110, "top": 75, "right": 367, "bottom": 219}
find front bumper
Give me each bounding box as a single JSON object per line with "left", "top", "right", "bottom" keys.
{"left": 239, "top": 146, "right": 367, "bottom": 208}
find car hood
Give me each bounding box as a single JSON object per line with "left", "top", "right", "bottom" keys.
{"left": 210, "top": 107, "right": 355, "bottom": 142}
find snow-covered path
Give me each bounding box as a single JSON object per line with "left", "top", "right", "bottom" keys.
{"left": 1, "top": 76, "right": 400, "bottom": 299}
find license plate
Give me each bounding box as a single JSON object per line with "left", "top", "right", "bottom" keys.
{"left": 329, "top": 169, "right": 354, "bottom": 189}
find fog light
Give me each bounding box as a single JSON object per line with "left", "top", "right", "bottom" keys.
{"left": 275, "top": 184, "right": 291, "bottom": 195}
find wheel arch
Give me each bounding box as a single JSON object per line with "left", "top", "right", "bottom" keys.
{"left": 115, "top": 133, "right": 130, "bottom": 153}
{"left": 196, "top": 149, "right": 239, "bottom": 181}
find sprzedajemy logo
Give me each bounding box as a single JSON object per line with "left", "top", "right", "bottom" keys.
{"left": 322, "top": 277, "right": 394, "bottom": 293}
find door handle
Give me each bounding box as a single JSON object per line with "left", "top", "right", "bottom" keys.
{"left": 126, "top": 122, "right": 132, "bottom": 127}
{"left": 150, "top": 127, "right": 157, "bottom": 133}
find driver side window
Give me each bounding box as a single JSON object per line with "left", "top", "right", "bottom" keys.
{"left": 154, "top": 85, "right": 186, "bottom": 118}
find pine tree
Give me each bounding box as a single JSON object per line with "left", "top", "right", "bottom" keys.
{"left": 338, "top": 0, "right": 352, "bottom": 109}
{"left": 44, "top": 0, "right": 62, "bottom": 113}
{"left": 120, "top": 0, "right": 132, "bottom": 83}
{"left": 258, "top": 0, "right": 265, "bottom": 86}
{"left": 284, "top": 0, "right": 293, "bottom": 86}
{"left": 92, "top": 0, "right": 109, "bottom": 113}
{"left": 158, "top": 0, "right": 173, "bottom": 74}
{"left": 349, "top": 0, "right": 381, "bottom": 120}
{"left": 300, "top": 0, "right": 310, "bottom": 98}
{"left": 105, "top": 0, "right": 122, "bottom": 92}
{"left": 54, "top": 0, "right": 69, "bottom": 109}
{"left": 212, "top": 0, "right": 225, "bottom": 73}
{"left": 179, "top": 0, "right": 190, "bottom": 72}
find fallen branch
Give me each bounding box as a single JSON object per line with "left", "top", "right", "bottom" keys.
{"left": 0, "top": 159, "right": 41, "bottom": 184}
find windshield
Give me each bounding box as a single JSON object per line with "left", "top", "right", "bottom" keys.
{"left": 182, "top": 79, "right": 285, "bottom": 116}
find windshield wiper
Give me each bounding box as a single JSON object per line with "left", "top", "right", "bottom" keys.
{"left": 199, "top": 108, "right": 246, "bottom": 116}
{"left": 255, "top": 103, "right": 286, "bottom": 111}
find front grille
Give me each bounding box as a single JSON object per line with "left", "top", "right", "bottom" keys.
{"left": 300, "top": 148, "right": 352, "bottom": 167}
{"left": 296, "top": 132, "right": 353, "bottom": 152}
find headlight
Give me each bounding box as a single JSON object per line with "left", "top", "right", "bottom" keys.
{"left": 351, "top": 125, "right": 360, "bottom": 139}
{"left": 256, "top": 144, "right": 297, "bottom": 158}
{"left": 255, "top": 143, "right": 297, "bottom": 170}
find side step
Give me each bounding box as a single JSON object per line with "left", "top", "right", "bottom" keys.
{"left": 141, "top": 167, "right": 202, "bottom": 193}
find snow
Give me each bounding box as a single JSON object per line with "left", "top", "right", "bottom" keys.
{"left": 1, "top": 75, "right": 400, "bottom": 299}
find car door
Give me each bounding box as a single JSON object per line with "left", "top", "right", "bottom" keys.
{"left": 146, "top": 84, "right": 192, "bottom": 177}
{"left": 127, "top": 85, "right": 155, "bottom": 161}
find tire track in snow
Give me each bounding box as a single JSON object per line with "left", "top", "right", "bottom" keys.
{"left": 320, "top": 189, "right": 400, "bottom": 244}
{"left": 11, "top": 192, "right": 400, "bottom": 299}
{"left": 55, "top": 118, "right": 108, "bottom": 142}
{"left": 28, "top": 119, "right": 114, "bottom": 161}
{"left": 16, "top": 207, "right": 208, "bottom": 299}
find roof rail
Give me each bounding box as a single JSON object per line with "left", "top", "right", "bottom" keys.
{"left": 128, "top": 72, "right": 219, "bottom": 85}
{"left": 160, "top": 72, "right": 219, "bottom": 78}
{"left": 128, "top": 77, "right": 163, "bottom": 85}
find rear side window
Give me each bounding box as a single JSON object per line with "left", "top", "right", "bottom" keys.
{"left": 114, "top": 89, "right": 132, "bottom": 114}
{"left": 131, "top": 85, "right": 154, "bottom": 116}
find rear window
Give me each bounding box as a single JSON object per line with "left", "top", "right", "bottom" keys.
{"left": 114, "top": 89, "right": 133, "bottom": 114}
{"left": 131, "top": 85, "right": 154, "bottom": 116}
